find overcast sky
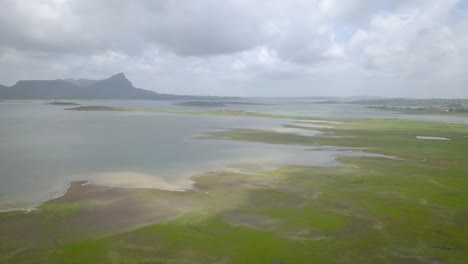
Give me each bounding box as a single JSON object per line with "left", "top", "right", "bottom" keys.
{"left": 0, "top": 0, "right": 467, "bottom": 97}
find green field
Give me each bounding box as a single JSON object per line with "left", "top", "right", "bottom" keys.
{"left": 1, "top": 112, "right": 467, "bottom": 263}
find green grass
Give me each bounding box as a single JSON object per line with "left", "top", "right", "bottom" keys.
{"left": 208, "top": 118, "right": 468, "bottom": 162}
{"left": 38, "top": 201, "right": 85, "bottom": 220}
{"left": 1, "top": 116, "right": 468, "bottom": 263}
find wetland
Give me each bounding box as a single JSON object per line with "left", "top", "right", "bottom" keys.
{"left": 0, "top": 99, "right": 467, "bottom": 263}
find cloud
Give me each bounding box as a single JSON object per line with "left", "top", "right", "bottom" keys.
{"left": 0, "top": 0, "right": 467, "bottom": 97}
{"left": 319, "top": 0, "right": 377, "bottom": 22}
{"left": 0, "top": 0, "right": 344, "bottom": 59}
{"left": 344, "top": 0, "right": 468, "bottom": 96}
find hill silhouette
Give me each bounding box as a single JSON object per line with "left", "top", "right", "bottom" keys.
{"left": 0, "top": 73, "right": 232, "bottom": 100}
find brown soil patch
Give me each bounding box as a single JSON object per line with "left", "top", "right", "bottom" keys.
{"left": 0, "top": 181, "right": 202, "bottom": 252}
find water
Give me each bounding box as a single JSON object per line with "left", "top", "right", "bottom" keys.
{"left": 416, "top": 136, "right": 450, "bottom": 140}
{"left": 76, "top": 99, "right": 468, "bottom": 124}
{"left": 0, "top": 100, "right": 466, "bottom": 211}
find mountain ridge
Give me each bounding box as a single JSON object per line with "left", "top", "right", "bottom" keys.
{"left": 0, "top": 73, "right": 237, "bottom": 100}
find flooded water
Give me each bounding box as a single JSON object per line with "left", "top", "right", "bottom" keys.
{"left": 0, "top": 99, "right": 466, "bottom": 211}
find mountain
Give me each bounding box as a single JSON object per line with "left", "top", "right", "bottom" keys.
{"left": 0, "top": 80, "right": 82, "bottom": 99}
{"left": 62, "top": 78, "right": 98, "bottom": 87}
{"left": 0, "top": 73, "right": 231, "bottom": 100}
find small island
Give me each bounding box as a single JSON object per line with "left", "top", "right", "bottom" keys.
{"left": 175, "top": 100, "right": 265, "bottom": 107}
{"left": 66, "top": 106, "right": 125, "bottom": 111}
{"left": 176, "top": 101, "right": 227, "bottom": 107}
{"left": 359, "top": 99, "right": 468, "bottom": 116}
{"left": 47, "top": 101, "right": 80, "bottom": 106}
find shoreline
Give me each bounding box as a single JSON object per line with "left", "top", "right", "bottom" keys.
{"left": 0, "top": 182, "right": 74, "bottom": 214}
{"left": 0, "top": 175, "right": 195, "bottom": 214}
{"left": 0, "top": 146, "right": 397, "bottom": 214}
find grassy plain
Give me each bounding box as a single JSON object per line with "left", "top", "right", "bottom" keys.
{"left": 1, "top": 109, "right": 467, "bottom": 263}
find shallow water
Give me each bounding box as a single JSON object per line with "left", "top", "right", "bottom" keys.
{"left": 170, "top": 98, "right": 468, "bottom": 126}
{"left": 416, "top": 136, "right": 450, "bottom": 140}
{"left": 92, "top": 99, "right": 468, "bottom": 124}
{"left": 0, "top": 101, "right": 377, "bottom": 211}
{"left": 0, "top": 99, "right": 466, "bottom": 211}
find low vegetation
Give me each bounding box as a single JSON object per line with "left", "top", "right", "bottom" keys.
{"left": 354, "top": 98, "right": 468, "bottom": 107}
{"left": 358, "top": 99, "right": 468, "bottom": 116}
{"left": 175, "top": 100, "right": 264, "bottom": 107}
{"left": 66, "top": 105, "right": 331, "bottom": 121}
{"left": 47, "top": 101, "right": 79, "bottom": 106}
{"left": 67, "top": 106, "right": 125, "bottom": 111}
{"left": 1, "top": 113, "right": 467, "bottom": 263}
{"left": 175, "top": 101, "right": 228, "bottom": 107}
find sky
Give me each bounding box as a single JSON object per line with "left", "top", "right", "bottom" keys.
{"left": 0, "top": 0, "right": 467, "bottom": 98}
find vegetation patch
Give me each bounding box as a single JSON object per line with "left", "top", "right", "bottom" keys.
{"left": 47, "top": 101, "right": 79, "bottom": 106}
{"left": 66, "top": 105, "right": 335, "bottom": 121}
{"left": 1, "top": 116, "right": 468, "bottom": 263}
{"left": 175, "top": 101, "right": 228, "bottom": 107}
{"left": 38, "top": 201, "right": 85, "bottom": 220}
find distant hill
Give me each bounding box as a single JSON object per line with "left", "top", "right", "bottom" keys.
{"left": 0, "top": 73, "right": 236, "bottom": 100}
{"left": 0, "top": 83, "right": 9, "bottom": 90}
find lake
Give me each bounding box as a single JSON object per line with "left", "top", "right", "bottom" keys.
{"left": 0, "top": 100, "right": 466, "bottom": 211}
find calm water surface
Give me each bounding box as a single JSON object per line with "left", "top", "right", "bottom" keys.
{"left": 0, "top": 100, "right": 466, "bottom": 211}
